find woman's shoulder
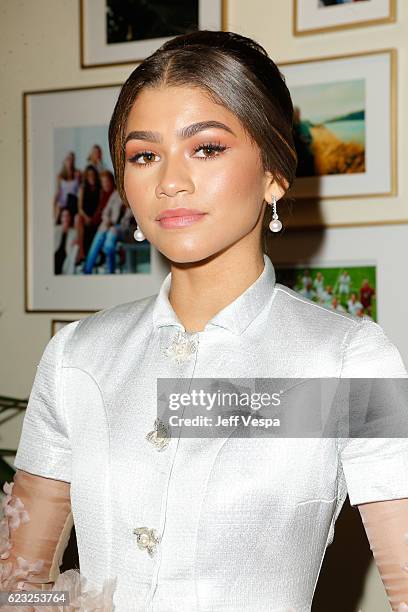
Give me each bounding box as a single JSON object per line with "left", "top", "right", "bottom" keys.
{"left": 52, "top": 294, "right": 158, "bottom": 363}
{"left": 80, "top": 293, "right": 155, "bottom": 330}
{"left": 273, "top": 281, "right": 361, "bottom": 330}
{"left": 272, "top": 282, "right": 407, "bottom": 377}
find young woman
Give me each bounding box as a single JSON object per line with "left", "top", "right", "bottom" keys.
{"left": 1, "top": 30, "right": 408, "bottom": 612}
{"left": 74, "top": 165, "right": 101, "bottom": 263}
{"left": 52, "top": 152, "right": 81, "bottom": 224}
{"left": 83, "top": 171, "right": 125, "bottom": 275}
{"left": 86, "top": 144, "right": 108, "bottom": 175}
{"left": 54, "top": 208, "right": 78, "bottom": 275}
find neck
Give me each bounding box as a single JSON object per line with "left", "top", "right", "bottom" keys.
{"left": 168, "top": 244, "right": 266, "bottom": 333}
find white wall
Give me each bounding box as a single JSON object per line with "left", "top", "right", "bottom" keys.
{"left": 1, "top": 1, "right": 407, "bottom": 609}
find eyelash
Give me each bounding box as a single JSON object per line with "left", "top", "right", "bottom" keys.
{"left": 127, "top": 141, "right": 227, "bottom": 166}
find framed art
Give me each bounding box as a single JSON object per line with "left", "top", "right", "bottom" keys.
{"left": 24, "top": 84, "right": 170, "bottom": 313}
{"left": 293, "top": 0, "right": 396, "bottom": 36}
{"left": 274, "top": 262, "right": 377, "bottom": 321}
{"left": 51, "top": 319, "right": 77, "bottom": 337}
{"left": 277, "top": 49, "right": 398, "bottom": 226}
{"left": 270, "top": 223, "right": 408, "bottom": 355}
{"left": 80, "top": 0, "right": 227, "bottom": 68}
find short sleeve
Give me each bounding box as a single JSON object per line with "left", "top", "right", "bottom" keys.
{"left": 339, "top": 319, "right": 408, "bottom": 506}
{"left": 13, "top": 321, "right": 79, "bottom": 483}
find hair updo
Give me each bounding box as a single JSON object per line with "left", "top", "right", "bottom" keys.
{"left": 109, "top": 30, "right": 297, "bottom": 250}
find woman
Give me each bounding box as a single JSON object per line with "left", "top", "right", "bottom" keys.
{"left": 83, "top": 169, "right": 116, "bottom": 238}
{"left": 83, "top": 172, "right": 125, "bottom": 275}
{"left": 74, "top": 165, "right": 101, "bottom": 262}
{"left": 2, "top": 30, "right": 408, "bottom": 611}
{"left": 54, "top": 208, "right": 78, "bottom": 275}
{"left": 86, "top": 144, "right": 108, "bottom": 174}
{"left": 53, "top": 152, "right": 81, "bottom": 223}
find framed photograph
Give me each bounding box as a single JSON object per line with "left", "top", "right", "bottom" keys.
{"left": 270, "top": 223, "right": 408, "bottom": 354}
{"left": 80, "top": 0, "right": 227, "bottom": 68}
{"left": 24, "top": 84, "right": 170, "bottom": 313}
{"left": 293, "top": 0, "right": 396, "bottom": 36}
{"left": 51, "top": 319, "right": 77, "bottom": 337}
{"left": 275, "top": 263, "right": 377, "bottom": 321}
{"left": 278, "top": 49, "right": 398, "bottom": 226}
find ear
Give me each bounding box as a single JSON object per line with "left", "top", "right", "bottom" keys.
{"left": 263, "top": 170, "right": 289, "bottom": 203}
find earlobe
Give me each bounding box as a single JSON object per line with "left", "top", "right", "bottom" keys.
{"left": 264, "top": 172, "right": 288, "bottom": 203}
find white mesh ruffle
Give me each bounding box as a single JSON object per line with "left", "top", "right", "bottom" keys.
{"left": 0, "top": 479, "right": 117, "bottom": 611}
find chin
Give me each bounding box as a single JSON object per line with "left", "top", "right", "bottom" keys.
{"left": 156, "top": 240, "right": 224, "bottom": 266}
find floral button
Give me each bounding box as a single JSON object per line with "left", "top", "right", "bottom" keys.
{"left": 163, "top": 330, "right": 199, "bottom": 365}
{"left": 146, "top": 418, "right": 171, "bottom": 451}
{"left": 133, "top": 527, "right": 161, "bottom": 557}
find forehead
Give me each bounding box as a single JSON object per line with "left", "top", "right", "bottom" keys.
{"left": 126, "top": 85, "right": 244, "bottom": 133}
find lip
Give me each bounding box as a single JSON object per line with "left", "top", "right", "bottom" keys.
{"left": 157, "top": 213, "right": 207, "bottom": 229}
{"left": 156, "top": 208, "right": 206, "bottom": 220}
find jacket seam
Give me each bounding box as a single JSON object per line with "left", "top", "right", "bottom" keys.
{"left": 275, "top": 285, "right": 357, "bottom": 321}
{"left": 61, "top": 363, "right": 113, "bottom": 582}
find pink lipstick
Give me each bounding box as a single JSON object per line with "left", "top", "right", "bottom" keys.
{"left": 155, "top": 208, "right": 207, "bottom": 229}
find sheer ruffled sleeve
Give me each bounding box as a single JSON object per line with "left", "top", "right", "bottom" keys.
{"left": 2, "top": 321, "right": 117, "bottom": 609}
{"left": 0, "top": 470, "right": 117, "bottom": 610}
{"left": 358, "top": 498, "right": 408, "bottom": 612}
{"left": 337, "top": 320, "right": 408, "bottom": 610}
{"left": 0, "top": 469, "right": 72, "bottom": 591}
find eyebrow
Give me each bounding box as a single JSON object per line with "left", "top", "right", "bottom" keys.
{"left": 124, "top": 120, "right": 236, "bottom": 145}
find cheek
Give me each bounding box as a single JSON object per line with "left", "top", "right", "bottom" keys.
{"left": 206, "top": 156, "right": 263, "bottom": 215}
{"left": 124, "top": 166, "right": 137, "bottom": 197}
{"left": 233, "top": 155, "right": 264, "bottom": 197}
{"left": 123, "top": 166, "right": 151, "bottom": 213}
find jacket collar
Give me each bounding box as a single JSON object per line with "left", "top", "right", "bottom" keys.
{"left": 152, "top": 253, "right": 276, "bottom": 336}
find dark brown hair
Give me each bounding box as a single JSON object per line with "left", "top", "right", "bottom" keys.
{"left": 109, "top": 30, "right": 297, "bottom": 248}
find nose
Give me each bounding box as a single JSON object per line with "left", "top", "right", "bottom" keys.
{"left": 155, "top": 153, "right": 194, "bottom": 198}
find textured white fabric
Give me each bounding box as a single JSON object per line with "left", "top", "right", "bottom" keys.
{"left": 14, "top": 254, "right": 408, "bottom": 611}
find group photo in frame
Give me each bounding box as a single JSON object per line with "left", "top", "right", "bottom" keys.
{"left": 270, "top": 223, "right": 408, "bottom": 347}
{"left": 293, "top": 0, "right": 396, "bottom": 36}
{"left": 80, "top": 0, "right": 227, "bottom": 68}
{"left": 24, "top": 84, "right": 170, "bottom": 313}
{"left": 275, "top": 262, "right": 377, "bottom": 321}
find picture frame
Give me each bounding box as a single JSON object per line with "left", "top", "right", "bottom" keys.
{"left": 277, "top": 49, "right": 401, "bottom": 228}
{"left": 293, "top": 0, "right": 396, "bottom": 36}
{"left": 274, "top": 262, "right": 377, "bottom": 321}
{"left": 51, "top": 319, "right": 77, "bottom": 337}
{"left": 270, "top": 223, "right": 408, "bottom": 355}
{"left": 80, "top": 0, "right": 228, "bottom": 68}
{"left": 24, "top": 83, "right": 170, "bottom": 313}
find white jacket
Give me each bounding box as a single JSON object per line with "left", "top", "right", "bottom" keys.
{"left": 14, "top": 254, "right": 408, "bottom": 611}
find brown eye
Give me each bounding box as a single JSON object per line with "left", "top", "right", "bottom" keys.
{"left": 141, "top": 153, "right": 155, "bottom": 163}
{"left": 128, "top": 151, "right": 159, "bottom": 166}
{"left": 193, "top": 142, "right": 227, "bottom": 160}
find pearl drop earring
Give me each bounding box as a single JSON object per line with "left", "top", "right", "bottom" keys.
{"left": 133, "top": 223, "right": 145, "bottom": 242}
{"left": 269, "top": 195, "right": 282, "bottom": 233}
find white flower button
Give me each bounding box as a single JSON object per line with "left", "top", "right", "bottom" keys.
{"left": 146, "top": 418, "right": 171, "bottom": 451}
{"left": 133, "top": 527, "right": 161, "bottom": 557}
{"left": 163, "top": 330, "right": 199, "bottom": 365}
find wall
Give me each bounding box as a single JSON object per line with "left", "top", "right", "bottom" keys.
{"left": 1, "top": 1, "right": 407, "bottom": 609}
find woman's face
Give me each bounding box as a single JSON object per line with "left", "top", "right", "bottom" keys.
{"left": 101, "top": 174, "right": 114, "bottom": 192}
{"left": 65, "top": 153, "right": 74, "bottom": 169}
{"left": 92, "top": 146, "right": 102, "bottom": 161}
{"left": 61, "top": 208, "right": 71, "bottom": 227}
{"left": 124, "top": 85, "right": 283, "bottom": 263}
{"left": 86, "top": 169, "right": 97, "bottom": 185}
